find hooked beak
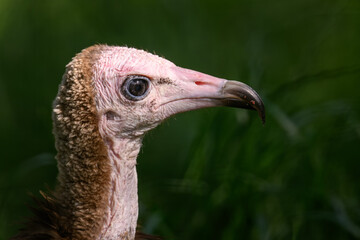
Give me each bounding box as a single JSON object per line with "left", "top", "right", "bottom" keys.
{"left": 158, "top": 66, "right": 265, "bottom": 124}
{"left": 220, "top": 81, "right": 265, "bottom": 124}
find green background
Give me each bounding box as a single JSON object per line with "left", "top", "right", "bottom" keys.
{"left": 1, "top": 0, "right": 360, "bottom": 239}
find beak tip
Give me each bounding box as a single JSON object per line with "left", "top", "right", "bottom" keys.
{"left": 260, "top": 111, "right": 266, "bottom": 125}
{"left": 254, "top": 101, "right": 265, "bottom": 125}
{"left": 223, "top": 80, "right": 266, "bottom": 125}
{"left": 258, "top": 103, "right": 266, "bottom": 125}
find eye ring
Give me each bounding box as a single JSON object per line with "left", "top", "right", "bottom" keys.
{"left": 121, "top": 75, "right": 151, "bottom": 101}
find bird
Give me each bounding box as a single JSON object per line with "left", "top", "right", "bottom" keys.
{"left": 12, "top": 44, "right": 265, "bottom": 240}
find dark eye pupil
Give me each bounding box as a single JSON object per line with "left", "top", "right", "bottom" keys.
{"left": 128, "top": 79, "right": 147, "bottom": 96}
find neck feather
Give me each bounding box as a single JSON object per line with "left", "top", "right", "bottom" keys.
{"left": 53, "top": 45, "right": 115, "bottom": 240}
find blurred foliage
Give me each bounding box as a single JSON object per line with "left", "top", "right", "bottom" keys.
{"left": 1, "top": 0, "right": 360, "bottom": 239}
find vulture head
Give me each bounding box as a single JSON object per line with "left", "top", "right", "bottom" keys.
{"left": 14, "top": 45, "right": 265, "bottom": 240}
{"left": 90, "top": 46, "right": 264, "bottom": 138}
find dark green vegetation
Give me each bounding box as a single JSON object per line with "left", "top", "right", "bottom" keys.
{"left": 1, "top": 0, "right": 360, "bottom": 239}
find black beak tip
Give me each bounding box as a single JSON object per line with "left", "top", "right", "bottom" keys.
{"left": 252, "top": 93, "right": 266, "bottom": 125}
{"left": 258, "top": 105, "right": 266, "bottom": 125}
{"left": 248, "top": 96, "right": 265, "bottom": 125}
{"left": 222, "top": 80, "right": 266, "bottom": 125}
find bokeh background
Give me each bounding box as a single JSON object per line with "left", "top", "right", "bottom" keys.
{"left": 1, "top": 0, "right": 360, "bottom": 239}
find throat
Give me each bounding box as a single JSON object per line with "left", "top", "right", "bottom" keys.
{"left": 99, "top": 138, "right": 141, "bottom": 240}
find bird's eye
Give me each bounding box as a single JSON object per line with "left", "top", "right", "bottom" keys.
{"left": 122, "top": 75, "right": 151, "bottom": 101}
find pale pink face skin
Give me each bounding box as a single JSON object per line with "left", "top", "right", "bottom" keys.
{"left": 90, "top": 46, "right": 264, "bottom": 239}
{"left": 93, "top": 47, "right": 229, "bottom": 139}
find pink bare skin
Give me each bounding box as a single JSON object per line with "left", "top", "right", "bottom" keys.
{"left": 91, "top": 46, "right": 264, "bottom": 239}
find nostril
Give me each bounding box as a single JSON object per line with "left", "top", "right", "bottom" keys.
{"left": 195, "top": 81, "right": 207, "bottom": 86}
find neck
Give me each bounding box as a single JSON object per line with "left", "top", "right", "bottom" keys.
{"left": 52, "top": 45, "right": 144, "bottom": 240}
{"left": 99, "top": 137, "right": 142, "bottom": 240}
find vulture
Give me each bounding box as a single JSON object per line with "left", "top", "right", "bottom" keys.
{"left": 12, "top": 45, "right": 265, "bottom": 240}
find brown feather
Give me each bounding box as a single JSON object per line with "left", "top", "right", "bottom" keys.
{"left": 11, "top": 191, "right": 68, "bottom": 240}
{"left": 13, "top": 45, "right": 110, "bottom": 239}
{"left": 12, "top": 45, "right": 162, "bottom": 240}
{"left": 51, "top": 45, "right": 112, "bottom": 239}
